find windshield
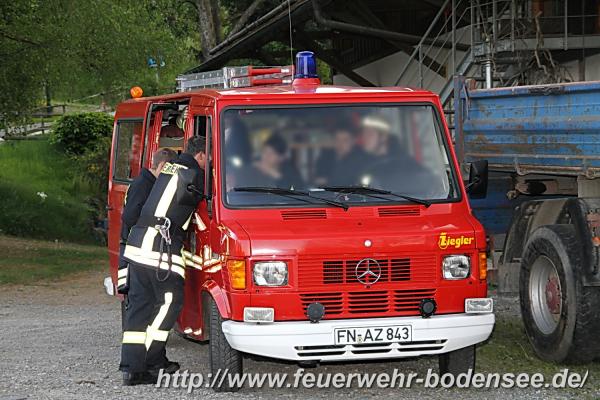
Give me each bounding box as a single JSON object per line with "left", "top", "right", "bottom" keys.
{"left": 221, "top": 104, "right": 458, "bottom": 207}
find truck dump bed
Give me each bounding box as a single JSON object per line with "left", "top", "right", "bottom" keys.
{"left": 455, "top": 78, "right": 600, "bottom": 178}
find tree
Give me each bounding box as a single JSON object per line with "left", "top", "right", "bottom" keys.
{"left": 0, "top": 0, "right": 198, "bottom": 127}
{"left": 189, "top": 0, "right": 284, "bottom": 61}
{"left": 195, "top": 0, "right": 222, "bottom": 58}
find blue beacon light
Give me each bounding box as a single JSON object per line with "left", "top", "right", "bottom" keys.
{"left": 294, "top": 51, "right": 319, "bottom": 79}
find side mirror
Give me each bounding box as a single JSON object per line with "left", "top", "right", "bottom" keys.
{"left": 466, "top": 160, "right": 488, "bottom": 199}
{"left": 176, "top": 168, "right": 205, "bottom": 207}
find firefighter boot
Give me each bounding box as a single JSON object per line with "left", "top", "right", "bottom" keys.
{"left": 149, "top": 360, "right": 180, "bottom": 377}
{"left": 123, "top": 371, "right": 157, "bottom": 386}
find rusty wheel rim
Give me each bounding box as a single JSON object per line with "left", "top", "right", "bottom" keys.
{"left": 529, "top": 255, "right": 562, "bottom": 335}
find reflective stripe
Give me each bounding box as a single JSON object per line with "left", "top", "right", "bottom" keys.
{"left": 182, "top": 215, "right": 192, "bottom": 231}
{"left": 204, "top": 264, "right": 222, "bottom": 273}
{"left": 124, "top": 251, "right": 186, "bottom": 279}
{"left": 146, "top": 327, "right": 169, "bottom": 342}
{"left": 117, "top": 277, "right": 127, "bottom": 286}
{"left": 140, "top": 228, "right": 159, "bottom": 252}
{"left": 123, "top": 331, "right": 146, "bottom": 344}
{"left": 159, "top": 263, "right": 185, "bottom": 278}
{"left": 182, "top": 250, "right": 203, "bottom": 265}
{"left": 204, "top": 258, "right": 221, "bottom": 267}
{"left": 124, "top": 245, "right": 185, "bottom": 266}
{"left": 161, "top": 162, "right": 187, "bottom": 175}
{"left": 124, "top": 187, "right": 130, "bottom": 206}
{"left": 181, "top": 250, "right": 203, "bottom": 270}
{"left": 191, "top": 254, "right": 203, "bottom": 264}
{"left": 183, "top": 259, "right": 203, "bottom": 270}
{"left": 118, "top": 268, "right": 128, "bottom": 278}
{"left": 154, "top": 174, "right": 179, "bottom": 217}
{"left": 145, "top": 292, "right": 173, "bottom": 349}
{"left": 195, "top": 213, "right": 207, "bottom": 231}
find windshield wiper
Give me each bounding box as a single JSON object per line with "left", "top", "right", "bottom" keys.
{"left": 320, "top": 185, "right": 432, "bottom": 208}
{"left": 233, "top": 186, "right": 349, "bottom": 210}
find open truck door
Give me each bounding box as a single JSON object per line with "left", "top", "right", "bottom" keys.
{"left": 175, "top": 100, "right": 216, "bottom": 340}
{"left": 107, "top": 100, "right": 151, "bottom": 294}
{"left": 106, "top": 98, "right": 191, "bottom": 299}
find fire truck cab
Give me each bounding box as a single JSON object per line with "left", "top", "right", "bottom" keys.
{"left": 105, "top": 52, "right": 494, "bottom": 389}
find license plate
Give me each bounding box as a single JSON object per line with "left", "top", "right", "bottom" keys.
{"left": 334, "top": 325, "right": 412, "bottom": 345}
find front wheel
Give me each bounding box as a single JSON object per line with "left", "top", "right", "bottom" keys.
{"left": 438, "top": 345, "right": 475, "bottom": 377}
{"left": 208, "top": 297, "right": 243, "bottom": 392}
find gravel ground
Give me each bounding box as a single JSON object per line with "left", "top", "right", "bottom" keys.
{"left": 0, "top": 270, "right": 592, "bottom": 400}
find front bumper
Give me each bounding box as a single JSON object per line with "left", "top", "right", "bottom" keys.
{"left": 222, "top": 313, "right": 494, "bottom": 361}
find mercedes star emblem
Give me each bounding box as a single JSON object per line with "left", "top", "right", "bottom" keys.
{"left": 355, "top": 258, "right": 382, "bottom": 285}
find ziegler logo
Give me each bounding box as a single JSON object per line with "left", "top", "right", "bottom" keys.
{"left": 438, "top": 232, "right": 474, "bottom": 249}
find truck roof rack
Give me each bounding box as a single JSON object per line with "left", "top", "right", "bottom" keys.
{"left": 176, "top": 65, "right": 294, "bottom": 92}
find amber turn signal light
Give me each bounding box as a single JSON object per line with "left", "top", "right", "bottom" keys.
{"left": 227, "top": 259, "right": 246, "bottom": 290}
{"left": 479, "top": 252, "right": 488, "bottom": 280}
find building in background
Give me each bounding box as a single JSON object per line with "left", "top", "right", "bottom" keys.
{"left": 189, "top": 0, "right": 600, "bottom": 107}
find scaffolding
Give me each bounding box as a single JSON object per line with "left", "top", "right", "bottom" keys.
{"left": 395, "top": 0, "right": 600, "bottom": 106}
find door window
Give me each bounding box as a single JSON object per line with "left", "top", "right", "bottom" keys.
{"left": 194, "top": 115, "right": 212, "bottom": 195}
{"left": 113, "top": 120, "right": 144, "bottom": 181}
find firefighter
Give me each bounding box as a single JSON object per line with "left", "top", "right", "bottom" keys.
{"left": 117, "top": 148, "right": 177, "bottom": 296}
{"left": 120, "top": 136, "right": 206, "bottom": 386}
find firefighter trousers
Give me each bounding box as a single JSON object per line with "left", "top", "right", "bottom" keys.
{"left": 120, "top": 262, "right": 184, "bottom": 373}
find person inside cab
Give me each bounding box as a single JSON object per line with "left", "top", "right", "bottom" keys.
{"left": 254, "top": 133, "right": 304, "bottom": 189}
{"left": 315, "top": 124, "right": 368, "bottom": 186}
{"left": 358, "top": 115, "right": 445, "bottom": 198}
{"left": 160, "top": 115, "right": 184, "bottom": 138}
{"left": 158, "top": 113, "right": 185, "bottom": 153}
{"left": 224, "top": 113, "right": 252, "bottom": 168}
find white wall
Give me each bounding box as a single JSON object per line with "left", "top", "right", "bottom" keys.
{"left": 333, "top": 49, "right": 452, "bottom": 91}
{"left": 335, "top": 48, "right": 600, "bottom": 92}
{"left": 582, "top": 53, "right": 600, "bottom": 81}
{"left": 333, "top": 27, "right": 471, "bottom": 94}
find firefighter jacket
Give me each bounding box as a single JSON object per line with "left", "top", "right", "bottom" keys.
{"left": 123, "top": 153, "right": 204, "bottom": 279}
{"left": 117, "top": 168, "right": 157, "bottom": 290}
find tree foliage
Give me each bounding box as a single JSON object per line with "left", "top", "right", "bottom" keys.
{"left": 0, "top": 0, "right": 330, "bottom": 127}
{"left": 0, "top": 0, "right": 200, "bottom": 123}
{"left": 50, "top": 113, "right": 113, "bottom": 155}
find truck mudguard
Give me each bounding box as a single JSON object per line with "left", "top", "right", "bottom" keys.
{"left": 502, "top": 197, "right": 600, "bottom": 286}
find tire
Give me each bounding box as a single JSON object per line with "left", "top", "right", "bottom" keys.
{"left": 208, "top": 297, "right": 243, "bottom": 392}
{"left": 520, "top": 225, "right": 600, "bottom": 363}
{"left": 439, "top": 345, "right": 475, "bottom": 377}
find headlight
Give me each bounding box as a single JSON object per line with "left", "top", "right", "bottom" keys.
{"left": 442, "top": 255, "right": 470, "bottom": 279}
{"left": 253, "top": 261, "right": 288, "bottom": 286}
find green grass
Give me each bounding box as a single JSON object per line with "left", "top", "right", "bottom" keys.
{"left": 0, "top": 139, "right": 98, "bottom": 242}
{"left": 478, "top": 315, "right": 600, "bottom": 394}
{"left": 0, "top": 235, "right": 107, "bottom": 285}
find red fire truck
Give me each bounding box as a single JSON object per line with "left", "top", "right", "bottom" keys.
{"left": 104, "top": 51, "right": 493, "bottom": 389}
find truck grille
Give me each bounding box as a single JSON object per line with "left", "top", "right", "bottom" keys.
{"left": 299, "top": 254, "right": 436, "bottom": 287}
{"left": 300, "top": 288, "right": 436, "bottom": 318}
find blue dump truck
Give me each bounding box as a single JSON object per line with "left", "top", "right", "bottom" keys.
{"left": 454, "top": 77, "right": 600, "bottom": 363}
